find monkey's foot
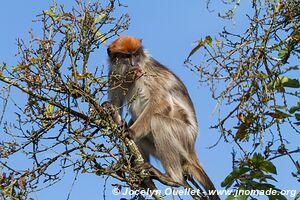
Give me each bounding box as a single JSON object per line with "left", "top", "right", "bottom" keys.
{"left": 135, "top": 162, "right": 153, "bottom": 171}
{"left": 138, "top": 163, "right": 181, "bottom": 187}
{"left": 123, "top": 127, "right": 136, "bottom": 139}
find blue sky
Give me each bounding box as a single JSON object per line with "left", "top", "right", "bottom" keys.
{"left": 0, "top": 1, "right": 298, "bottom": 200}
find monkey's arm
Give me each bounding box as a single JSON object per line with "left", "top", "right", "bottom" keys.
{"left": 107, "top": 83, "right": 125, "bottom": 125}
{"left": 101, "top": 101, "right": 122, "bottom": 125}
{"left": 129, "top": 97, "right": 170, "bottom": 140}
{"left": 107, "top": 68, "right": 144, "bottom": 126}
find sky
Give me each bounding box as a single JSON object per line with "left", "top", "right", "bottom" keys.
{"left": 0, "top": 1, "right": 298, "bottom": 200}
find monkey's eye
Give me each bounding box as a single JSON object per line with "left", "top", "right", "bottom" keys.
{"left": 124, "top": 54, "right": 131, "bottom": 58}
{"left": 116, "top": 53, "right": 131, "bottom": 59}
{"left": 133, "top": 48, "right": 142, "bottom": 56}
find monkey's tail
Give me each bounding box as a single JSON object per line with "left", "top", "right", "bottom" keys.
{"left": 185, "top": 154, "right": 220, "bottom": 200}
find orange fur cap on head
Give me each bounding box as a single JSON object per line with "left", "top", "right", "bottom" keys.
{"left": 108, "top": 36, "right": 142, "bottom": 54}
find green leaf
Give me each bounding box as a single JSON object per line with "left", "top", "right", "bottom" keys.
{"left": 2, "top": 185, "right": 12, "bottom": 196}
{"left": 260, "top": 160, "right": 277, "bottom": 174}
{"left": 187, "top": 36, "right": 213, "bottom": 59}
{"left": 250, "top": 170, "right": 265, "bottom": 179}
{"left": 44, "top": 9, "right": 58, "bottom": 21}
{"left": 45, "top": 104, "right": 54, "bottom": 116}
{"left": 74, "top": 72, "right": 93, "bottom": 80}
{"left": 30, "top": 57, "right": 42, "bottom": 64}
{"left": 248, "top": 181, "right": 287, "bottom": 200}
{"left": 275, "top": 109, "right": 291, "bottom": 118}
{"left": 94, "top": 13, "right": 106, "bottom": 24}
{"left": 262, "top": 174, "right": 277, "bottom": 182}
{"left": 269, "top": 105, "right": 286, "bottom": 110}
{"left": 1, "top": 63, "right": 7, "bottom": 71}
{"left": 295, "top": 192, "right": 300, "bottom": 200}
{"left": 249, "top": 181, "right": 276, "bottom": 190}
{"left": 96, "top": 31, "right": 106, "bottom": 44}
{"left": 62, "top": 12, "right": 73, "bottom": 19}
{"left": 187, "top": 42, "right": 204, "bottom": 60}
{"left": 62, "top": 24, "right": 72, "bottom": 30}
{"left": 221, "top": 167, "right": 251, "bottom": 188}
{"left": 205, "top": 35, "right": 213, "bottom": 46}
{"left": 267, "top": 193, "right": 287, "bottom": 200}
{"left": 295, "top": 113, "right": 300, "bottom": 121}
{"left": 268, "top": 76, "right": 300, "bottom": 89}
{"left": 250, "top": 153, "right": 277, "bottom": 174}
{"left": 226, "top": 193, "right": 249, "bottom": 200}
{"left": 251, "top": 153, "right": 264, "bottom": 165}
{"left": 12, "top": 64, "right": 30, "bottom": 73}
{"left": 278, "top": 48, "right": 288, "bottom": 58}
{"left": 282, "top": 78, "right": 300, "bottom": 88}
{"left": 289, "top": 101, "right": 300, "bottom": 113}
{"left": 74, "top": 72, "right": 85, "bottom": 80}
{"left": 229, "top": 186, "right": 251, "bottom": 200}
{"left": 284, "top": 66, "right": 299, "bottom": 72}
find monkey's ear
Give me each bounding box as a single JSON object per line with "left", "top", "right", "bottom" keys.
{"left": 139, "top": 39, "right": 143, "bottom": 44}
{"left": 107, "top": 48, "right": 111, "bottom": 56}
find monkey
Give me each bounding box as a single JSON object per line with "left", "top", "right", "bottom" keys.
{"left": 106, "top": 36, "right": 220, "bottom": 200}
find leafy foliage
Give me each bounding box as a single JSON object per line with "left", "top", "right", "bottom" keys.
{"left": 187, "top": 0, "right": 300, "bottom": 199}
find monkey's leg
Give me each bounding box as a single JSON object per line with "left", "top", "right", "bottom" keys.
{"left": 128, "top": 99, "right": 171, "bottom": 140}
{"left": 136, "top": 136, "right": 152, "bottom": 162}
{"left": 136, "top": 136, "right": 181, "bottom": 187}
{"left": 150, "top": 113, "right": 194, "bottom": 184}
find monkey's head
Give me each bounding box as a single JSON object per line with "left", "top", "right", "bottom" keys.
{"left": 107, "top": 36, "right": 146, "bottom": 72}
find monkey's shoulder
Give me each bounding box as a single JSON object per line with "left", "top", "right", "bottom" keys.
{"left": 146, "top": 58, "right": 189, "bottom": 93}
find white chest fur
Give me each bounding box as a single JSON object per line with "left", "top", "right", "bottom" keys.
{"left": 127, "top": 78, "right": 149, "bottom": 120}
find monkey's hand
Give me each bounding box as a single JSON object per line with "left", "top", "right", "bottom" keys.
{"left": 126, "top": 67, "right": 144, "bottom": 81}
{"left": 101, "top": 101, "right": 114, "bottom": 110}
{"left": 101, "top": 101, "right": 122, "bottom": 125}
{"left": 123, "top": 127, "right": 135, "bottom": 139}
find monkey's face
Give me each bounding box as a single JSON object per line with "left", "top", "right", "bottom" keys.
{"left": 107, "top": 47, "right": 145, "bottom": 74}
